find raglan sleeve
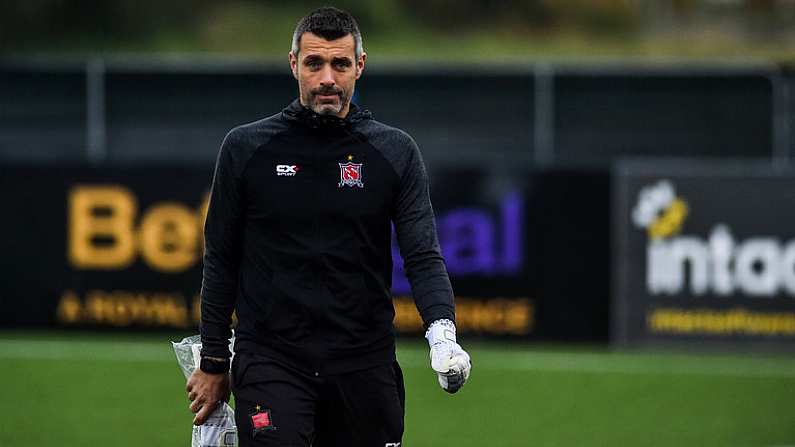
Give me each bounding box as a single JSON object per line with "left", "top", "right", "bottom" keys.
{"left": 392, "top": 132, "right": 456, "bottom": 328}
{"left": 199, "top": 130, "right": 246, "bottom": 359}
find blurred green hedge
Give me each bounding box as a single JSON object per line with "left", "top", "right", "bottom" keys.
{"left": 2, "top": 1, "right": 793, "bottom": 59}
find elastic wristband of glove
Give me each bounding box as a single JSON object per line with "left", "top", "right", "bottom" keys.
{"left": 425, "top": 318, "right": 457, "bottom": 346}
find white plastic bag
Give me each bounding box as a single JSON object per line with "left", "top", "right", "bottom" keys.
{"left": 189, "top": 403, "right": 237, "bottom": 447}
{"left": 172, "top": 335, "right": 238, "bottom": 447}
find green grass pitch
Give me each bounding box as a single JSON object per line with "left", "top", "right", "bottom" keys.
{"left": 0, "top": 331, "right": 794, "bottom": 446}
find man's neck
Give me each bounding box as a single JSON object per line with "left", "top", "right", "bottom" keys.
{"left": 337, "top": 102, "right": 350, "bottom": 118}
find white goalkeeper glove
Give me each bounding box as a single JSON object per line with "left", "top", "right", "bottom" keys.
{"left": 425, "top": 319, "right": 471, "bottom": 394}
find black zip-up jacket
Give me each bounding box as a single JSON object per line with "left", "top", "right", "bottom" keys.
{"left": 200, "top": 99, "right": 455, "bottom": 374}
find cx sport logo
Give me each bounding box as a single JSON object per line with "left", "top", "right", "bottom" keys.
{"left": 276, "top": 164, "right": 299, "bottom": 176}
{"left": 632, "top": 180, "right": 795, "bottom": 297}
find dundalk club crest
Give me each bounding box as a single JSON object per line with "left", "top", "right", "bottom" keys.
{"left": 338, "top": 154, "right": 364, "bottom": 188}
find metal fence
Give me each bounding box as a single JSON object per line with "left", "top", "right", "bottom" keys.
{"left": 1, "top": 57, "right": 790, "bottom": 170}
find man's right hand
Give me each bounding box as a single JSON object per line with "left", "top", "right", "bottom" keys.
{"left": 186, "top": 368, "right": 231, "bottom": 426}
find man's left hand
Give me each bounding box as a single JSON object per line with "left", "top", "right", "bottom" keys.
{"left": 425, "top": 319, "right": 471, "bottom": 394}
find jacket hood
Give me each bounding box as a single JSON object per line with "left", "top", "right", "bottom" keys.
{"left": 282, "top": 98, "right": 372, "bottom": 130}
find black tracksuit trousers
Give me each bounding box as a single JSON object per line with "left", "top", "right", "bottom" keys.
{"left": 233, "top": 353, "right": 405, "bottom": 447}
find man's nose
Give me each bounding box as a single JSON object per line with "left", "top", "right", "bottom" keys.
{"left": 319, "top": 65, "right": 335, "bottom": 86}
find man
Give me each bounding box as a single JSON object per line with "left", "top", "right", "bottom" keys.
{"left": 186, "top": 7, "right": 471, "bottom": 446}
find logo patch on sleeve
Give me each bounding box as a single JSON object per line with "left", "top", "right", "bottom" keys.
{"left": 251, "top": 407, "right": 276, "bottom": 435}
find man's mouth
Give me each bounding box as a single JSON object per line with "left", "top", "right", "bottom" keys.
{"left": 317, "top": 94, "right": 339, "bottom": 101}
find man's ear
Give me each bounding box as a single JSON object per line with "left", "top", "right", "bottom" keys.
{"left": 355, "top": 52, "right": 367, "bottom": 80}
{"left": 289, "top": 51, "right": 299, "bottom": 80}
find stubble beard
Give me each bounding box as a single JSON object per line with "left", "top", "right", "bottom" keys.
{"left": 304, "top": 88, "right": 348, "bottom": 116}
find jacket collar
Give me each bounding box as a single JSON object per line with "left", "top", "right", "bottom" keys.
{"left": 282, "top": 99, "right": 372, "bottom": 130}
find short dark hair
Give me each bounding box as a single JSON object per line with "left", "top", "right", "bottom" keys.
{"left": 291, "top": 7, "right": 363, "bottom": 59}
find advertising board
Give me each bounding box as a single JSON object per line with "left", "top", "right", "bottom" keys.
{"left": 0, "top": 165, "right": 549, "bottom": 337}
{"left": 614, "top": 161, "right": 795, "bottom": 347}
